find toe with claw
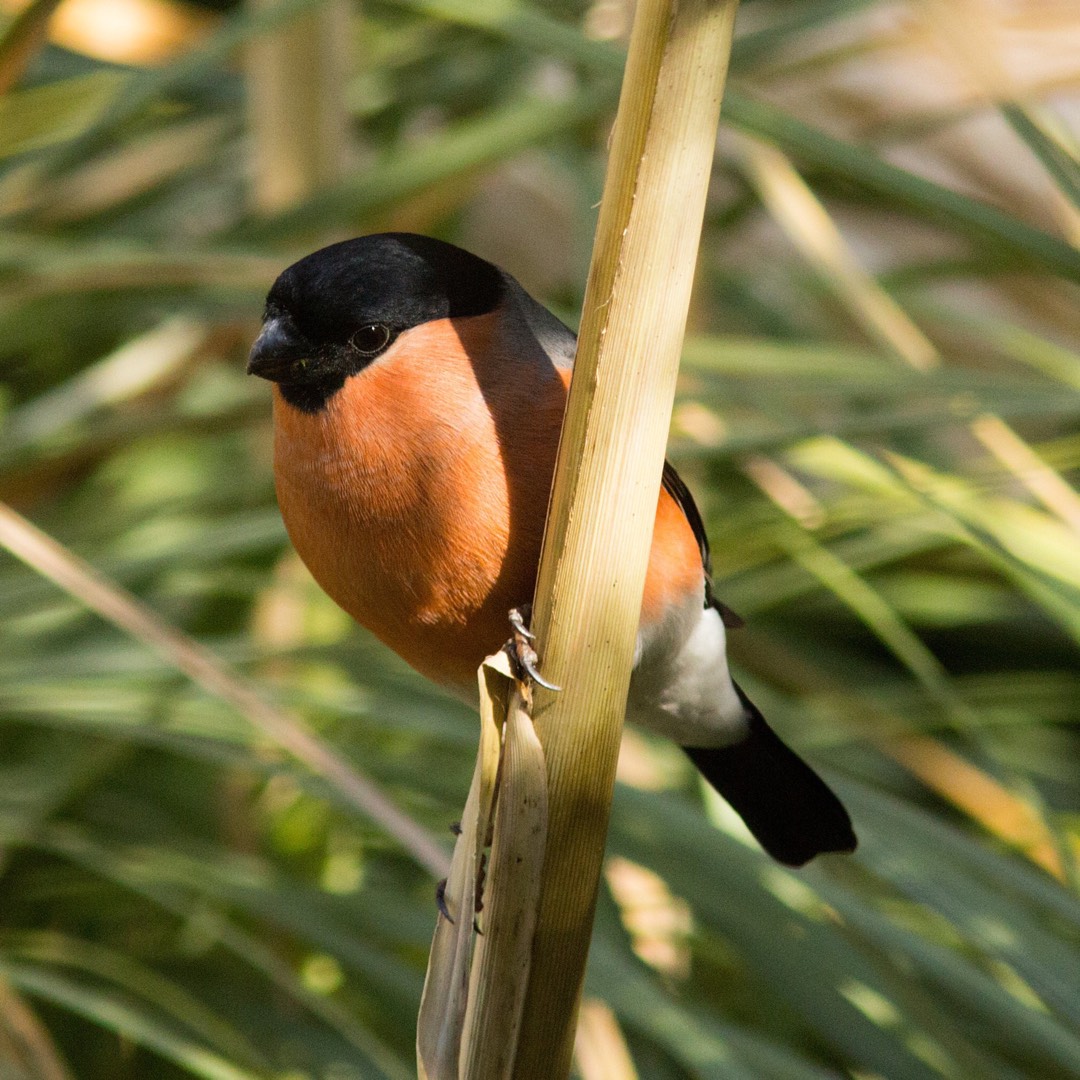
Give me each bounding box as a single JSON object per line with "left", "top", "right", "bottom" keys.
{"left": 508, "top": 606, "right": 535, "bottom": 642}
{"left": 435, "top": 878, "right": 454, "bottom": 924}
{"left": 505, "top": 607, "right": 561, "bottom": 691}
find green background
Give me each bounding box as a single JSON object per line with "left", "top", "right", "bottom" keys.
{"left": 1, "top": 1, "right": 1079, "bottom": 1077}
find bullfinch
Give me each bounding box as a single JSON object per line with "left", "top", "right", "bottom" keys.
{"left": 247, "top": 232, "right": 856, "bottom": 867}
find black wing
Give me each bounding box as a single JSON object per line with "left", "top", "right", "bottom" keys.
{"left": 661, "top": 460, "right": 743, "bottom": 629}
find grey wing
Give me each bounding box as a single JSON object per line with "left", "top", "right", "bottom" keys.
{"left": 499, "top": 272, "right": 577, "bottom": 369}
{"left": 506, "top": 268, "right": 743, "bottom": 628}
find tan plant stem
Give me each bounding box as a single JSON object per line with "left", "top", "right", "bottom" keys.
{"left": 512, "top": 0, "right": 741, "bottom": 1074}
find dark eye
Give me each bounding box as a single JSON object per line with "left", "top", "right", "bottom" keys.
{"left": 349, "top": 323, "right": 391, "bottom": 356}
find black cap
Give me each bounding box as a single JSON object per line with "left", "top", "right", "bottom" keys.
{"left": 248, "top": 233, "right": 505, "bottom": 412}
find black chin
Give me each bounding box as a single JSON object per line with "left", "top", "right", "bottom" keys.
{"left": 277, "top": 374, "right": 348, "bottom": 414}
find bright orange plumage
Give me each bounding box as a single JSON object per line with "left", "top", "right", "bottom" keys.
{"left": 271, "top": 313, "right": 702, "bottom": 694}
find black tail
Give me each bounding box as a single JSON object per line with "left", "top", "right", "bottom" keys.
{"left": 683, "top": 689, "right": 856, "bottom": 867}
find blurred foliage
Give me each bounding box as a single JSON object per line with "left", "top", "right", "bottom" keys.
{"left": 1, "top": 0, "right": 1079, "bottom": 1078}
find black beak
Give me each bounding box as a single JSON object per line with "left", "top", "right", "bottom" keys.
{"left": 247, "top": 317, "right": 310, "bottom": 382}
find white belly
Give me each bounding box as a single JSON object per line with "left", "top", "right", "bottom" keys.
{"left": 628, "top": 604, "right": 749, "bottom": 747}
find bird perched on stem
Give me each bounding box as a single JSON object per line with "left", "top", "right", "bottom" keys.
{"left": 248, "top": 232, "right": 856, "bottom": 867}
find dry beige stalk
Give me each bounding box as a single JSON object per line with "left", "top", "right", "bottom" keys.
{"left": 516, "top": 0, "right": 741, "bottom": 1073}
{"left": 417, "top": 2, "right": 741, "bottom": 1072}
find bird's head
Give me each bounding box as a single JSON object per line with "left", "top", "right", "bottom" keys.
{"left": 247, "top": 233, "right": 505, "bottom": 413}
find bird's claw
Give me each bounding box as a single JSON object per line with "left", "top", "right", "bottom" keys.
{"left": 505, "top": 607, "right": 561, "bottom": 691}
{"left": 435, "top": 878, "right": 453, "bottom": 924}
{"left": 508, "top": 606, "right": 535, "bottom": 641}
{"left": 517, "top": 648, "right": 562, "bottom": 692}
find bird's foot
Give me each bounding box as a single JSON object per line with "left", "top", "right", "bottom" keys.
{"left": 505, "top": 606, "right": 560, "bottom": 691}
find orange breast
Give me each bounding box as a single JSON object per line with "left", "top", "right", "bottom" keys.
{"left": 642, "top": 484, "right": 706, "bottom": 626}
{"left": 272, "top": 314, "right": 704, "bottom": 693}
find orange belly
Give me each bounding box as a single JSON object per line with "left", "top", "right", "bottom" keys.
{"left": 272, "top": 315, "right": 702, "bottom": 692}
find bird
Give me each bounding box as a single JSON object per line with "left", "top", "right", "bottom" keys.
{"left": 247, "top": 232, "right": 856, "bottom": 867}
